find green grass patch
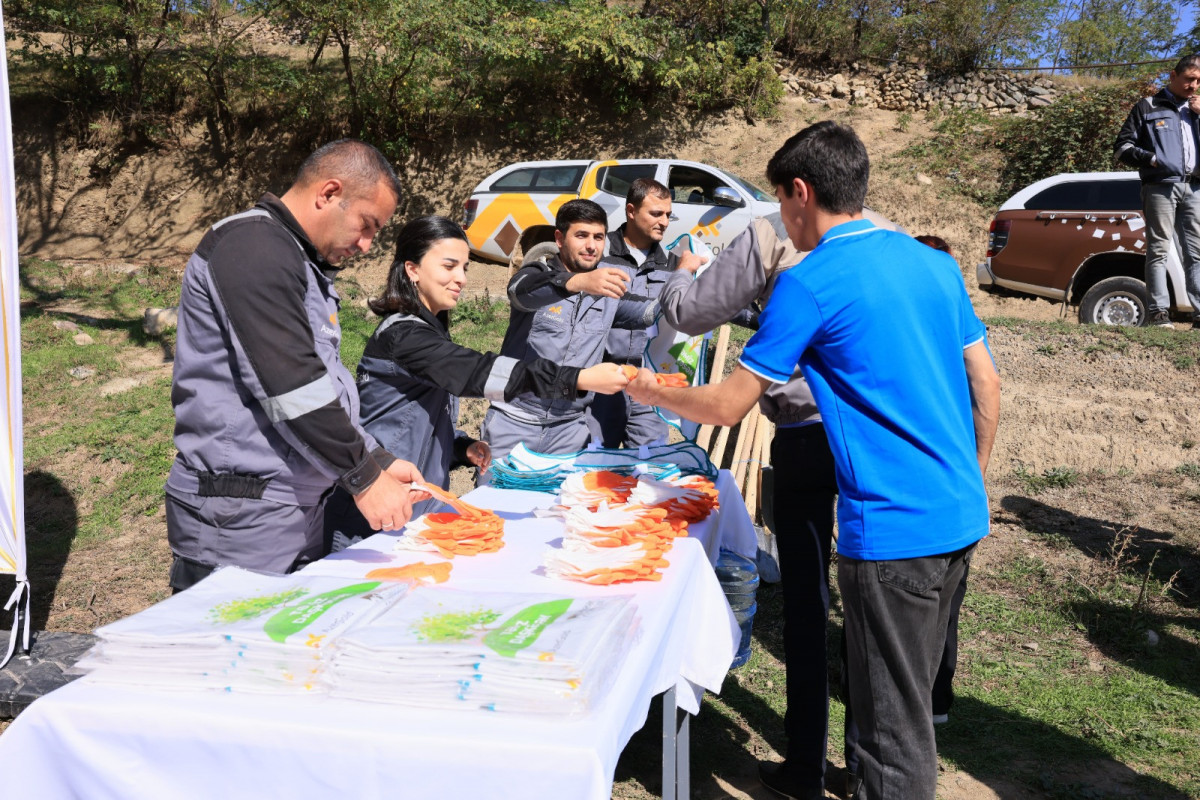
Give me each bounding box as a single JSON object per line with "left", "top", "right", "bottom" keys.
{"left": 450, "top": 294, "right": 509, "bottom": 353}
{"left": 1015, "top": 465, "right": 1081, "bottom": 494}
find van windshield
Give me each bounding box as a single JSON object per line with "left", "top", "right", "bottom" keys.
{"left": 728, "top": 173, "right": 774, "bottom": 202}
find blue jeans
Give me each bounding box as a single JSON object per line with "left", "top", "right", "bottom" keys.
{"left": 838, "top": 543, "right": 975, "bottom": 800}
{"left": 1142, "top": 181, "right": 1200, "bottom": 316}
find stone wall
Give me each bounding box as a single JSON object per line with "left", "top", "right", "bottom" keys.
{"left": 776, "top": 61, "right": 1061, "bottom": 115}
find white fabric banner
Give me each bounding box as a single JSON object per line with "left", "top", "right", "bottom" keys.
{"left": 0, "top": 2, "right": 30, "bottom": 669}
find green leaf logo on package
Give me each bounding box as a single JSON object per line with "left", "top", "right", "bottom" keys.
{"left": 414, "top": 608, "right": 503, "bottom": 642}
{"left": 483, "top": 599, "right": 573, "bottom": 657}
{"left": 207, "top": 588, "right": 308, "bottom": 624}
{"left": 261, "top": 581, "right": 382, "bottom": 643}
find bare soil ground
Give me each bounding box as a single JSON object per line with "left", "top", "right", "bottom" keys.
{"left": 5, "top": 97, "right": 1199, "bottom": 794}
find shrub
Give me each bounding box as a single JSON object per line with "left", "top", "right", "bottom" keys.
{"left": 997, "top": 77, "right": 1150, "bottom": 197}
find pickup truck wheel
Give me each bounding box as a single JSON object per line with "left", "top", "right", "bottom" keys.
{"left": 1078, "top": 276, "right": 1148, "bottom": 327}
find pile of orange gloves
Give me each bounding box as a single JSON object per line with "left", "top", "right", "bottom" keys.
{"left": 393, "top": 483, "right": 505, "bottom": 559}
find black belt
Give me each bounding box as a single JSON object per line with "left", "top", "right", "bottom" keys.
{"left": 197, "top": 471, "right": 270, "bottom": 499}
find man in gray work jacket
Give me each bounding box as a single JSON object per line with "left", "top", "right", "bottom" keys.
{"left": 166, "top": 140, "right": 424, "bottom": 592}
{"left": 588, "top": 178, "right": 678, "bottom": 448}
{"left": 480, "top": 199, "right": 655, "bottom": 469}
{"left": 1115, "top": 53, "right": 1200, "bottom": 329}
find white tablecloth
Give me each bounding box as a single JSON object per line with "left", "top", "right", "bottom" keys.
{"left": 0, "top": 471, "right": 756, "bottom": 800}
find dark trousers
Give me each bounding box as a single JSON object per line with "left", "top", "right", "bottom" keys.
{"left": 838, "top": 543, "right": 975, "bottom": 800}
{"left": 771, "top": 424, "right": 857, "bottom": 792}
{"left": 932, "top": 562, "right": 970, "bottom": 716}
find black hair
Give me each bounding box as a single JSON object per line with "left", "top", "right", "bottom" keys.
{"left": 370, "top": 215, "right": 468, "bottom": 327}
{"left": 765, "top": 121, "right": 868, "bottom": 215}
{"left": 626, "top": 178, "right": 671, "bottom": 208}
{"left": 295, "top": 139, "right": 403, "bottom": 205}
{"left": 914, "top": 234, "right": 952, "bottom": 254}
{"left": 555, "top": 199, "right": 608, "bottom": 234}
{"left": 1173, "top": 55, "right": 1200, "bottom": 75}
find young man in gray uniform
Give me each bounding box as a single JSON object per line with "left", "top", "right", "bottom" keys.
{"left": 480, "top": 199, "right": 655, "bottom": 466}
{"left": 588, "top": 178, "right": 678, "bottom": 447}
{"left": 166, "top": 139, "right": 424, "bottom": 592}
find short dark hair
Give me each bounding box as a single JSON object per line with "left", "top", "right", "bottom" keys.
{"left": 627, "top": 178, "right": 671, "bottom": 208}
{"left": 1173, "top": 55, "right": 1200, "bottom": 75}
{"left": 555, "top": 199, "right": 608, "bottom": 234}
{"left": 766, "top": 122, "right": 868, "bottom": 215}
{"left": 371, "top": 215, "right": 467, "bottom": 322}
{"left": 914, "top": 234, "right": 952, "bottom": 254}
{"left": 295, "top": 139, "right": 403, "bottom": 205}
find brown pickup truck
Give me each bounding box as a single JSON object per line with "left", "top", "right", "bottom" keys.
{"left": 976, "top": 171, "right": 1195, "bottom": 326}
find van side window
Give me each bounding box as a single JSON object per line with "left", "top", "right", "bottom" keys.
{"left": 597, "top": 164, "right": 657, "bottom": 197}
{"left": 1025, "top": 179, "right": 1142, "bottom": 211}
{"left": 491, "top": 166, "right": 585, "bottom": 192}
{"left": 668, "top": 165, "right": 732, "bottom": 205}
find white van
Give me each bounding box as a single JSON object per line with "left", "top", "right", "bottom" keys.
{"left": 461, "top": 159, "right": 783, "bottom": 265}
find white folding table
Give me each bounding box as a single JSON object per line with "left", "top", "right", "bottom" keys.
{"left": 0, "top": 472, "right": 757, "bottom": 799}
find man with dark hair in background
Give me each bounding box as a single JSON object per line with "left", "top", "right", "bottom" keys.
{"left": 628, "top": 122, "right": 1000, "bottom": 800}
{"left": 166, "top": 139, "right": 425, "bottom": 593}
{"left": 588, "top": 177, "right": 678, "bottom": 447}
{"left": 1115, "top": 54, "right": 1200, "bottom": 329}
{"left": 479, "top": 199, "right": 651, "bottom": 466}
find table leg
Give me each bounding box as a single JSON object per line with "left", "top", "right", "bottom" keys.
{"left": 661, "top": 686, "right": 692, "bottom": 800}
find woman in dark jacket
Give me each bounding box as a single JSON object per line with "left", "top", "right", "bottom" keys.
{"left": 324, "top": 215, "right": 629, "bottom": 551}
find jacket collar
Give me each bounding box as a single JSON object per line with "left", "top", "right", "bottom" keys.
{"left": 608, "top": 224, "right": 669, "bottom": 268}
{"left": 1155, "top": 88, "right": 1189, "bottom": 110}
{"left": 255, "top": 193, "right": 335, "bottom": 271}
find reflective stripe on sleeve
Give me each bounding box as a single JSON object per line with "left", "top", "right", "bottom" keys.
{"left": 261, "top": 374, "right": 339, "bottom": 423}
{"left": 484, "top": 356, "right": 519, "bottom": 401}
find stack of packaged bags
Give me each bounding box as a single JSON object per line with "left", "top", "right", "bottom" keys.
{"left": 395, "top": 483, "right": 505, "bottom": 558}
{"left": 488, "top": 442, "right": 715, "bottom": 493}
{"left": 71, "top": 567, "right": 410, "bottom": 693}
{"left": 541, "top": 470, "right": 720, "bottom": 585}
{"left": 326, "top": 589, "right": 637, "bottom": 714}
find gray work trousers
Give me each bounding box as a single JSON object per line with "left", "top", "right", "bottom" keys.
{"left": 478, "top": 406, "right": 594, "bottom": 485}
{"left": 838, "top": 543, "right": 976, "bottom": 800}
{"left": 587, "top": 391, "right": 668, "bottom": 449}
{"left": 165, "top": 489, "right": 325, "bottom": 592}
{"left": 1142, "top": 181, "right": 1200, "bottom": 315}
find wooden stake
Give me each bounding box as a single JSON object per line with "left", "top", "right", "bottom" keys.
{"left": 696, "top": 325, "right": 731, "bottom": 451}
{"left": 709, "top": 425, "right": 731, "bottom": 471}
{"left": 730, "top": 409, "right": 759, "bottom": 490}
{"left": 744, "top": 409, "right": 768, "bottom": 511}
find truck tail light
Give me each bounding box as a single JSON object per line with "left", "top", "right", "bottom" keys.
{"left": 987, "top": 218, "right": 1011, "bottom": 258}
{"left": 463, "top": 198, "right": 478, "bottom": 229}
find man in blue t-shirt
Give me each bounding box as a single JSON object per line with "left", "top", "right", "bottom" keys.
{"left": 627, "top": 121, "right": 1000, "bottom": 800}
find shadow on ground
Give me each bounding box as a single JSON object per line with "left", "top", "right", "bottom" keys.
{"left": 999, "top": 494, "right": 1200, "bottom": 610}
{"left": 0, "top": 471, "right": 80, "bottom": 632}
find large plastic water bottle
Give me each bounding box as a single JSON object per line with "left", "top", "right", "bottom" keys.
{"left": 715, "top": 548, "right": 759, "bottom": 669}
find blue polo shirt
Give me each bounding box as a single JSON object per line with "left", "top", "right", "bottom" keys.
{"left": 740, "top": 219, "right": 990, "bottom": 560}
